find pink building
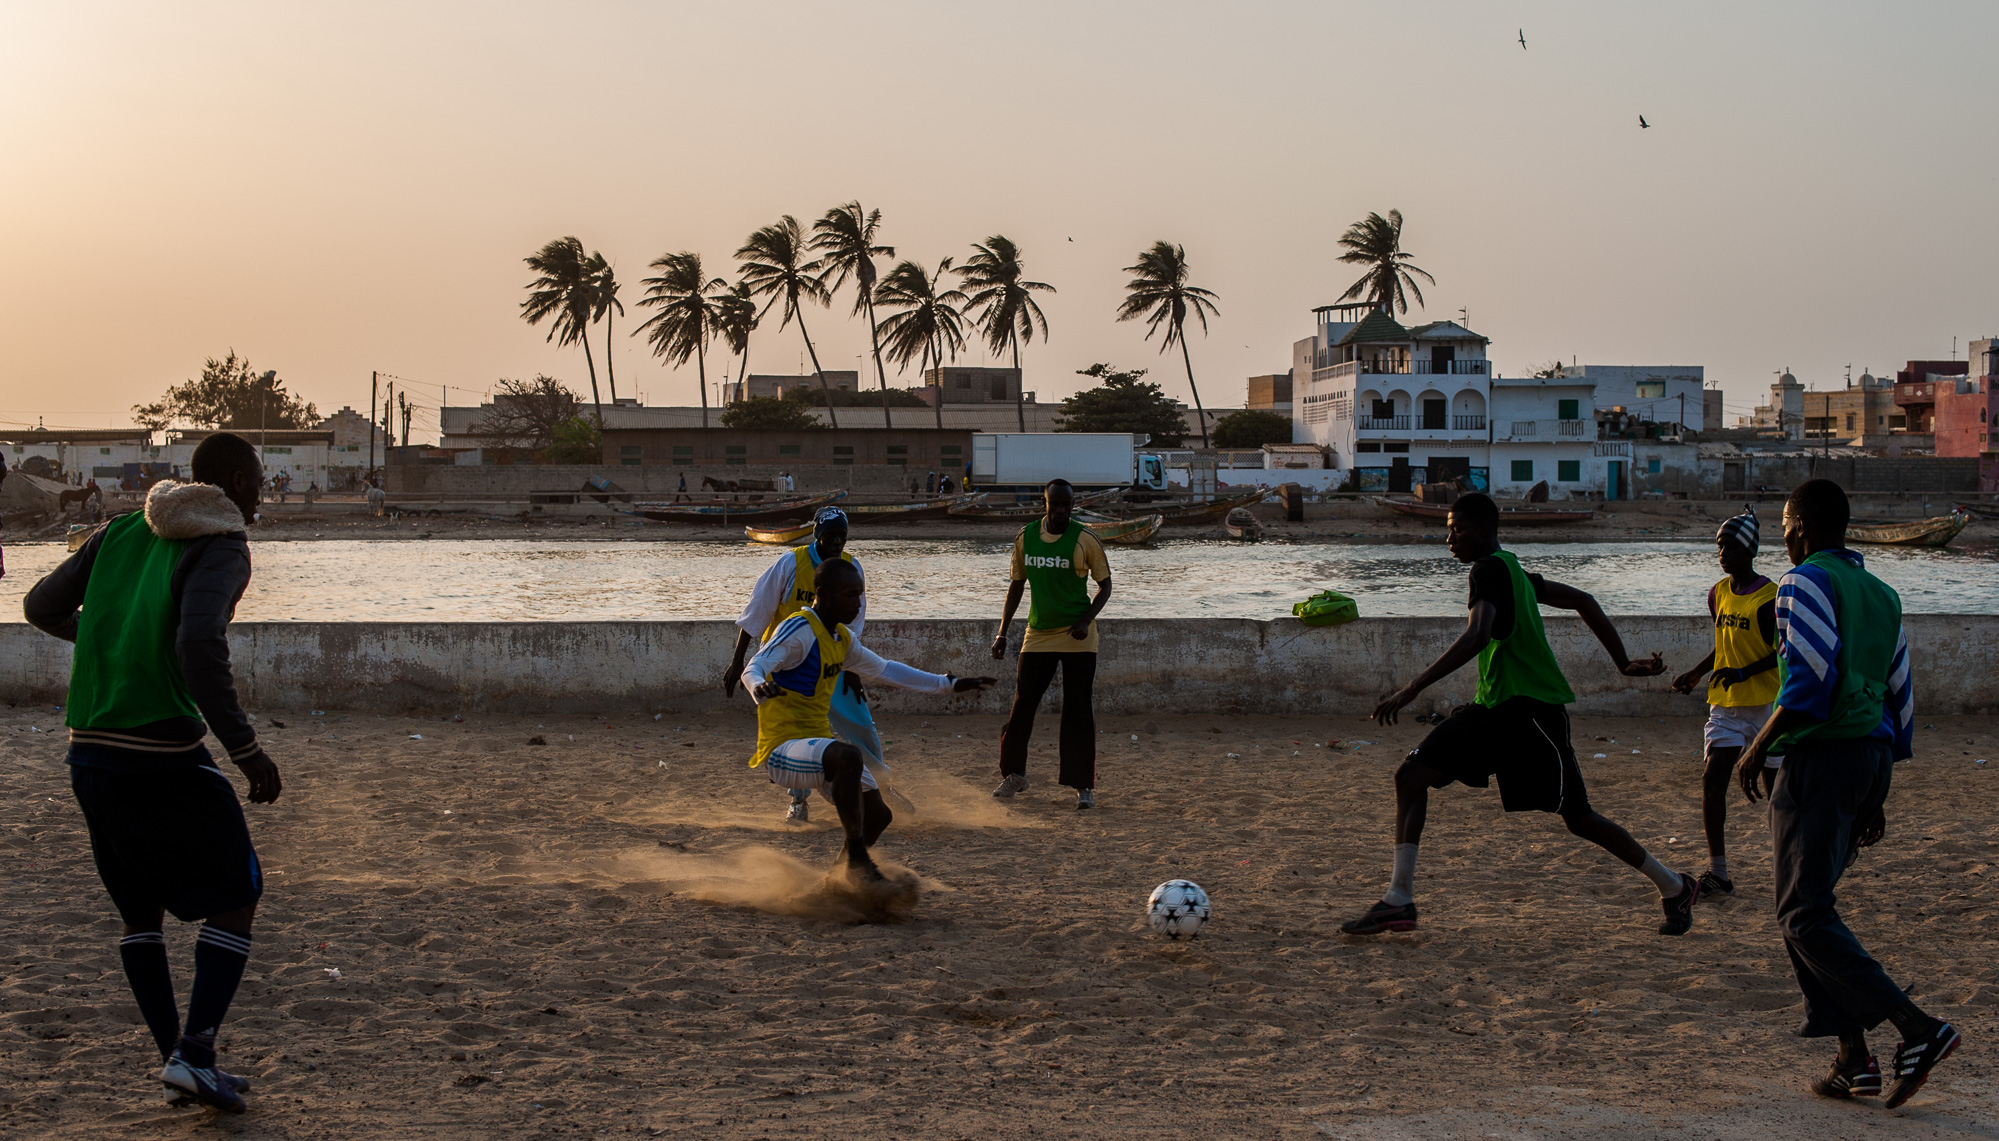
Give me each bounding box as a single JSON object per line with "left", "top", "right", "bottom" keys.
{"left": 1932, "top": 338, "right": 1999, "bottom": 459}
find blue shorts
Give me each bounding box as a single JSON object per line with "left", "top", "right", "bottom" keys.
{"left": 763, "top": 738, "right": 878, "bottom": 793}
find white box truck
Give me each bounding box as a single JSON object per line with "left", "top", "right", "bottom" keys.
{"left": 968, "top": 433, "right": 1167, "bottom": 492}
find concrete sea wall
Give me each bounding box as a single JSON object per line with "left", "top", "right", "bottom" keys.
{"left": 4, "top": 616, "right": 1995, "bottom": 719}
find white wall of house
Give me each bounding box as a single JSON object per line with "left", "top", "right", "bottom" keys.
{"left": 1562, "top": 365, "right": 1706, "bottom": 430}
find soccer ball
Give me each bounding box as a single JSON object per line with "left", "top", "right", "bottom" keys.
{"left": 1146, "top": 879, "right": 1210, "bottom": 939}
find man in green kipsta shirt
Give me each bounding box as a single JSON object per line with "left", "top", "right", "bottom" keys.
{"left": 1340, "top": 492, "right": 1700, "bottom": 938}
{"left": 991, "top": 479, "right": 1113, "bottom": 810}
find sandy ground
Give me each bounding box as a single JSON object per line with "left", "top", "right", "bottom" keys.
{"left": 1, "top": 707, "right": 1995, "bottom": 1139}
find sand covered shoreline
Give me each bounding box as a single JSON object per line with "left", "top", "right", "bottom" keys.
{"left": 2, "top": 707, "right": 1993, "bottom": 1138}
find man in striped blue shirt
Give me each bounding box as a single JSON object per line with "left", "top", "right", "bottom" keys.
{"left": 1740, "top": 479, "right": 1955, "bottom": 1109}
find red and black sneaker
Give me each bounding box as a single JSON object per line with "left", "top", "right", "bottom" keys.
{"left": 1809, "top": 1054, "right": 1881, "bottom": 1099}
{"left": 1883, "top": 1021, "right": 1961, "bottom": 1109}
{"left": 1658, "top": 873, "right": 1701, "bottom": 936}
{"left": 1339, "top": 899, "right": 1417, "bottom": 935}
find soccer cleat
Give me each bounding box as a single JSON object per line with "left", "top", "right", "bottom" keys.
{"left": 1658, "top": 873, "right": 1700, "bottom": 936}
{"left": 163, "top": 1068, "right": 250, "bottom": 1105}
{"left": 784, "top": 798, "right": 809, "bottom": 825}
{"left": 1882, "top": 1021, "right": 1961, "bottom": 1109}
{"left": 160, "top": 1055, "right": 246, "bottom": 1113}
{"left": 1809, "top": 1054, "right": 1881, "bottom": 1099}
{"left": 1076, "top": 788, "right": 1095, "bottom": 810}
{"left": 1697, "top": 871, "right": 1735, "bottom": 897}
{"left": 991, "top": 773, "right": 1028, "bottom": 799}
{"left": 1339, "top": 900, "right": 1418, "bottom": 935}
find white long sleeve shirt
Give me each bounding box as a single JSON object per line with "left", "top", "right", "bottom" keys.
{"left": 742, "top": 615, "right": 952, "bottom": 704}
{"left": 735, "top": 547, "right": 867, "bottom": 641}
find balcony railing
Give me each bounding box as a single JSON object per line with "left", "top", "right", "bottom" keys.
{"left": 1415, "top": 360, "right": 1490, "bottom": 375}
{"left": 1358, "top": 416, "right": 1411, "bottom": 431}
{"left": 1502, "top": 418, "right": 1590, "bottom": 440}
{"left": 1453, "top": 414, "right": 1487, "bottom": 431}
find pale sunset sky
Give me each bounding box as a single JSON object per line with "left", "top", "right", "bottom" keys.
{"left": 2, "top": 1, "right": 1993, "bottom": 438}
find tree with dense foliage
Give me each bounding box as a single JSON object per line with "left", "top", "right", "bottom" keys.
{"left": 1057, "top": 364, "right": 1184, "bottom": 446}
{"left": 589, "top": 254, "right": 624, "bottom": 405}
{"left": 1116, "top": 240, "right": 1220, "bottom": 448}
{"left": 810, "top": 202, "right": 896, "bottom": 428}
{"left": 132, "top": 351, "right": 319, "bottom": 430}
{"left": 521, "top": 236, "right": 607, "bottom": 425}
{"left": 713, "top": 281, "right": 759, "bottom": 403}
{"left": 874, "top": 257, "right": 969, "bottom": 430}
{"left": 633, "top": 252, "right": 726, "bottom": 427}
{"left": 736, "top": 216, "right": 839, "bottom": 427}
{"left": 1211, "top": 409, "right": 1294, "bottom": 449}
{"left": 720, "top": 395, "right": 823, "bottom": 430}
{"left": 1336, "top": 209, "right": 1434, "bottom": 315}
{"left": 958, "top": 236, "right": 1053, "bottom": 432}
{"left": 542, "top": 416, "right": 603, "bottom": 464}
{"left": 469, "top": 375, "right": 583, "bottom": 452}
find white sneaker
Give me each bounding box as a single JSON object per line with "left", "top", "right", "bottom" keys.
{"left": 992, "top": 773, "right": 1028, "bottom": 799}
{"left": 784, "top": 798, "right": 809, "bottom": 825}
{"left": 1076, "top": 788, "right": 1096, "bottom": 810}
{"left": 160, "top": 1055, "right": 246, "bottom": 1112}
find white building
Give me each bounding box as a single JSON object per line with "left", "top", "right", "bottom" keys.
{"left": 1292, "top": 304, "right": 1492, "bottom": 490}
{"left": 1557, "top": 365, "right": 1706, "bottom": 431}
{"left": 1486, "top": 377, "right": 1634, "bottom": 500}
{"left": 1743, "top": 370, "right": 1806, "bottom": 439}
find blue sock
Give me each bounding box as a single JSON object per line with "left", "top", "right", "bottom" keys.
{"left": 117, "top": 932, "right": 180, "bottom": 1060}
{"left": 178, "top": 925, "right": 251, "bottom": 1069}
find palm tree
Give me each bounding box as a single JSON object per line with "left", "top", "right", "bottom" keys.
{"left": 521, "top": 236, "right": 604, "bottom": 425}
{"left": 735, "top": 216, "right": 839, "bottom": 427}
{"left": 633, "top": 252, "right": 727, "bottom": 428}
{"left": 957, "top": 236, "right": 1054, "bottom": 432}
{"left": 1336, "top": 209, "right": 1434, "bottom": 315}
{"left": 875, "top": 258, "right": 969, "bottom": 431}
{"left": 713, "top": 282, "right": 758, "bottom": 404}
{"left": 810, "top": 202, "right": 896, "bottom": 428}
{"left": 1116, "top": 241, "right": 1221, "bottom": 448}
{"left": 589, "top": 254, "right": 625, "bottom": 406}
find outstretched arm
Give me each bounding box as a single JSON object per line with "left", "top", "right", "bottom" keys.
{"left": 1535, "top": 577, "right": 1663, "bottom": 677}
{"left": 1374, "top": 602, "right": 1496, "bottom": 725}
{"left": 845, "top": 643, "right": 996, "bottom": 695}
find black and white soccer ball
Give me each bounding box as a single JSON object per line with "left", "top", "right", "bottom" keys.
{"left": 1146, "top": 879, "right": 1210, "bottom": 939}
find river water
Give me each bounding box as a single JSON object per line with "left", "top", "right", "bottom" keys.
{"left": 4, "top": 538, "right": 1993, "bottom": 621}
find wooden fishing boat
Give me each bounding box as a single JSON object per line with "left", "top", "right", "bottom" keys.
{"left": 1847, "top": 508, "right": 1971, "bottom": 548}
{"left": 1224, "top": 507, "right": 1263, "bottom": 541}
{"left": 1081, "top": 513, "right": 1164, "bottom": 545}
{"left": 1130, "top": 487, "right": 1269, "bottom": 524}
{"left": 947, "top": 488, "right": 1119, "bottom": 520}
{"left": 744, "top": 522, "right": 815, "bottom": 545}
{"left": 631, "top": 490, "right": 844, "bottom": 525}
{"left": 842, "top": 494, "right": 983, "bottom": 522}
{"left": 1370, "top": 496, "right": 1594, "bottom": 524}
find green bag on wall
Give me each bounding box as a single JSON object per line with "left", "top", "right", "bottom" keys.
{"left": 1292, "top": 589, "right": 1358, "bottom": 627}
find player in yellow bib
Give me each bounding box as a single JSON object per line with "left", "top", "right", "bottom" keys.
{"left": 742, "top": 560, "right": 995, "bottom": 881}
{"left": 1671, "top": 507, "right": 1779, "bottom": 897}
{"left": 724, "top": 508, "right": 881, "bottom": 825}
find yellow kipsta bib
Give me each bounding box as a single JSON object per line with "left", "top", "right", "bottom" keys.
{"left": 1709, "top": 576, "right": 1779, "bottom": 707}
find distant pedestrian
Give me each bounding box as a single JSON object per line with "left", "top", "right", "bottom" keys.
{"left": 991, "top": 479, "right": 1112, "bottom": 810}
{"left": 941, "top": 474, "right": 955, "bottom": 495}
{"left": 926, "top": 471, "right": 937, "bottom": 497}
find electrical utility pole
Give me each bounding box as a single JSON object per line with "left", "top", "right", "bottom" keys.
{"left": 369, "top": 371, "right": 379, "bottom": 474}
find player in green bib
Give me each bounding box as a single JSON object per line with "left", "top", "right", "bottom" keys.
{"left": 991, "top": 479, "right": 1113, "bottom": 809}
{"left": 1340, "top": 493, "right": 1700, "bottom": 938}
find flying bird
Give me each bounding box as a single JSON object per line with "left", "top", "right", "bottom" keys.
{"left": 1639, "top": 114, "right": 1650, "bottom": 128}
{"left": 1518, "top": 28, "right": 1526, "bottom": 49}
{"left": 1067, "top": 237, "right": 1074, "bottom": 242}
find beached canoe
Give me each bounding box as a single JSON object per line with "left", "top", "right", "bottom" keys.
{"left": 948, "top": 489, "right": 1120, "bottom": 521}
{"left": 744, "top": 522, "right": 815, "bottom": 545}
{"left": 842, "top": 494, "right": 983, "bottom": 522}
{"left": 1848, "top": 509, "right": 1971, "bottom": 548}
{"left": 1129, "top": 487, "right": 1269, "bottom": 524}
{"left": 1081, "top": 513, "right": 1164, "bottom": 545}
{"left": 1370, "top": 496, "right": 1594, "bottom": 524}
{"left": 632, "top": 490, "right": 845, "bottom": 525}
{"left": 1224, "top": 507, "right": 1263, "bottom": 541}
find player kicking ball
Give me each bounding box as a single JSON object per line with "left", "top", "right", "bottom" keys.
{"left": 741, "top": 559, "right": 995, "bottom": 882}
{"left": 1341, "top": 492, "right": 1700, "bottom": 938}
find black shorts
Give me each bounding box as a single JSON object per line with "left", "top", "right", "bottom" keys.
{"left": 1407, "top": 697, "right": 1592, "bottom": 816}
{"left": 70, "top": 760, "right": 263, "bottom": 925}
